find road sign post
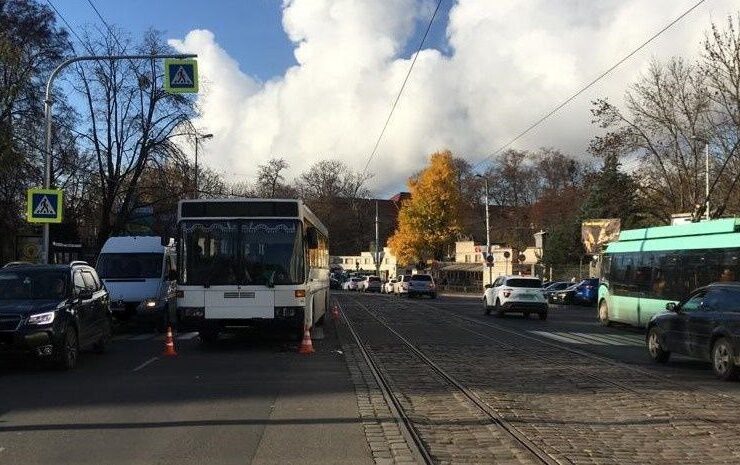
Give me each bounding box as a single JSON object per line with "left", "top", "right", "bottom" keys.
{"left": 27, "top": 188, "right": 63, "bottom": 223}
{"left": 164, "top": 59, "right": 199, "bottom": 93}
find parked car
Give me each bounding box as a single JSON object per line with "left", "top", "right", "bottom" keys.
{"left": 360, "top": 276, "right": 382, "bottom": 292}
{"left": 551, "top": 279, "right": 599, "bottom": 305}
{"left": 383, "top": 278, "right": 397, "bottom": 294}
{"left": 0, "top": 262, "right": 112, "bottom": 369}
{"left": 543, "top": 281, "right": 570, "bottom": 302}
{"left": 408, "top": 274, "right": 437, "bottom": 298}
{"left": 394, "top": 275, "right": 413, "bottom": 295}
{"left": 343, "top": 277, "right": 363, "bottom": 291}
{"left": 96, "top": 236, "right": 177, "bottom": 329}
{"left": 2, "top": 261, "right": 33, "bottom": 268}
{"left": 484, "top": 276, "right": 547, "bottom": 319}
{"left": 646, "top": 282, "right": 740, "bottom": 380}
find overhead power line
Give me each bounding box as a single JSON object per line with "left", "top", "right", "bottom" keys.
{"left": 362, "top": 0, "right": 444, "bottom": 174}
{"left": 471, "top": 0, "right": 707, "bottom": 171}
{"left": 45, "top": 0, "right": 85, "bottom": 48}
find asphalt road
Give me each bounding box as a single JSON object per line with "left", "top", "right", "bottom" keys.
{"left": 0, "top": 323, "right": 373, "bottom": 465}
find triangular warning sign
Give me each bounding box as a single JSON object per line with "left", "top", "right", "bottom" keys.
{"left": 34, "top": 195, "right": 56, "bottom": 216}
{"left": 171, "top": 66, "right": 193, "bottom": 86}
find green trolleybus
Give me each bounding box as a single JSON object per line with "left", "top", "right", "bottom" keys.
{"left": 599, "top": 218, "right": 740, "bottom": 327}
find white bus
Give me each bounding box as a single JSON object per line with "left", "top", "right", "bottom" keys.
{"left": 176, "top": 199, "right": 329, "bottom": 342}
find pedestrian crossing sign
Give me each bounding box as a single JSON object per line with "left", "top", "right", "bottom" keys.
{"left": 164, "top": 59, "right": 198, "bottom": 93}
{"left": 27, "top": 188, "right": 63, "bottom": 223}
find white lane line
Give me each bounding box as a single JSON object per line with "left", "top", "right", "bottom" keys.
{"left": 581, "top": 333, "right": 644, "bottom": 346}
{"left": 132, "top": 356, "right": 159, "bottom": 372}
{"left": 176, "top": 332, "right": 198, "bottom": 340}
{"left": 554, "top": 332, "right": 609, "bottom": 345}
{"left": 572, "top": 332, "right": 638, "bottom": 346}
{"left": 129, "top": 334, "right": 156, "bottom": 341}
{"left": 530, "top": 331, "right": 586, "bottom": 345}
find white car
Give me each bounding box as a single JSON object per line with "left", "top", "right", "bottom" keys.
{"left": 343, "top": 277, "right": 362, "bottom": 291}
{"left": 407, "top": 274, "right": 437, "bottom": 298}
{"left": 383, "top": 279, "right": 397, "bottom": 294}
{"left": 394, "top": 274, "right": 413, "bottom": 295}
{"left": 483, "top": 276, "right": 547, "bottom": 319}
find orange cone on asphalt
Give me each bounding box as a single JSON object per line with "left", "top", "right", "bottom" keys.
{"left": 298, "top": 324, "right": 315, "bottom": 354}
{"left": 163, "top": 326, "right": 177, "bottom": 356}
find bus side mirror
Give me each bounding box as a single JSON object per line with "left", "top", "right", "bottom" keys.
{"left": 306, "top": 227, "right": 319, "bottom": 249}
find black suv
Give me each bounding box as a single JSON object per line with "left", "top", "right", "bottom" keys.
{"left": 0, "top": 262, "right": 112, "bottom": 369}
{"left": 646, "top": 282, "right": 740, "bottom": 380}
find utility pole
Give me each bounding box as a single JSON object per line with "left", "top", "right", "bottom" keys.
{"left": 375, "top": 200, "right": 380, "bottom": 278}
{"left": 194, "top": 132, "right": 213, "bottom": 198}
{"left": 41, "top": 52, "right": 196, "bottom": 264}
{"left": 476, "top": 174, "right": 492, "bottom": 284}
{"left": 705, "top": 142, "right": 710, "bottom": 221}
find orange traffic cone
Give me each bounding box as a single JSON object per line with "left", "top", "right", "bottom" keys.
{"left": 331, "top": 304, "right": 341, "bottom": 321}
{"left": 298, "top": 324, "right": 315, "bottom": 354}
{"left": 163, "top": 326, "right": 177, "bottom": 356}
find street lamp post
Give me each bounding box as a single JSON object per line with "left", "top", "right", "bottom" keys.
{"left": 41, "top": 53, "right": 197, "bottom": 264}
{"left": 475, "top": 174, "right": 492, "bottom": 284}
{"left": 691, "top": 135, "right": 711, "bottom": 221}
{"left": 194, "top": 133, "right": 213, "bottom": 198}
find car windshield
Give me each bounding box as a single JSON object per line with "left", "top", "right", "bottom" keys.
{"left": 0, "top": 269, "right": 68, "bottom": 300}
{"left": 368, "top": 277, "right": 380, "bottom": 282}
{"left": 351, "top": 278, "right": 362, "bottom": 282}
{"left": 180, "top": 220, "right": 304, "bottom": 286}
{"left": 97, "top": 253, "right": 163, "bottom": 279}
{"left": 411, "top": 275, "right": 432, "bottom": 281}
{"left": 506, "top": 278, "right": 541, "bottom": 288}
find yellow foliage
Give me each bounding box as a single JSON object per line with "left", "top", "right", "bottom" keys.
{"left": 388, "top": 150, "right": 462, "bottom": 266}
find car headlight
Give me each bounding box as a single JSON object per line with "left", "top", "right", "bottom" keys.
{"left": 142, "top": 299, "right": 158, "bottom": 309}
{"left": 28, "top": 311, "right": 56, "bottom": 325}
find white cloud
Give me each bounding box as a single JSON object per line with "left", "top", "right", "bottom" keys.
{"left": 169, "top": 0, "right": 738, "bottom": 196}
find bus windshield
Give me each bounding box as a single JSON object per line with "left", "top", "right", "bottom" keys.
{"left": 180, "top": 220, "right": 305, "bottom": 286}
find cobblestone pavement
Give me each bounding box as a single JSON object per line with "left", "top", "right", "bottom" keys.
{"left": 338, "top": 293, "right": 740, "bottom": 465}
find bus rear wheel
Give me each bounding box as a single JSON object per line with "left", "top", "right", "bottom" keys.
{"left": 598, "top": 300, "right": 611, "bottom": 327}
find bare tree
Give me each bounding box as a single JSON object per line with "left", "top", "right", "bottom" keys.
{"left": 71, "top": 28, "right": 196, "bottom": 246}
{"left": 256, "top": 157, "right": 291, "bottom": 198}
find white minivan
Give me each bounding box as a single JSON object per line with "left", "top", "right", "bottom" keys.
{"left": 96, "top": 236, "right": 177, "bottom": 329}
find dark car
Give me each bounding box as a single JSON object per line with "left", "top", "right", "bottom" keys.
{"left": 552, "top": 279, "right": 599, "bottom": 305}
{"left": 543, "top": 281, "right": 570, "bottom": 302}
{"left": 0, "top": 263, "right": 112, "bottom": 369}
{"left": 646, "top": 282, "right": 740, "bottom": 380}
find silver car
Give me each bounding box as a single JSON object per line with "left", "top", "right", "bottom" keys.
{"left": 361, "top": 276, "right": 382, "bottom": 292}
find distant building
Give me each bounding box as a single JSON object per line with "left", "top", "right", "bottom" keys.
{"left": 331, "top": 247, "right": 400, "bottom": 280}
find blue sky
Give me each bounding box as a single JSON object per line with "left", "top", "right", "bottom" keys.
{"left": 56, "top": 0, "right": 451, "bottom": 81}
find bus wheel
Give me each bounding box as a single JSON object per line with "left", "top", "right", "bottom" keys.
{"left": 647, "top": 327, "right": 670, "bottom": 363}
{"left": 598, "top": 300, "right": 611, "bottom": 327}
{"left": 712, "top": 338, "right": 739, "bottom": 381}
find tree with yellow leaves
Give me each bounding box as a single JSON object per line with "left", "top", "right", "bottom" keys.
{"left": 388, "top": 150, "right": 462, "bottom": 266}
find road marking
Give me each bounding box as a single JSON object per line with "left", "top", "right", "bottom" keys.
{"left": 531, "top": 330, "right": 644, "bottom": 347}
{"left": 530, "top": 331, "right": 586, "bottom": 344}
{"left": 132, "top": 356, "right": 159, "bottom": 372}
{"left": 177, "top": 332, "right": 198, "bottom": 340}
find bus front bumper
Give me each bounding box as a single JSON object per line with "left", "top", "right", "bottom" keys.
{"left": 179, "top": 306, "right": 305, "bottom": 328}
